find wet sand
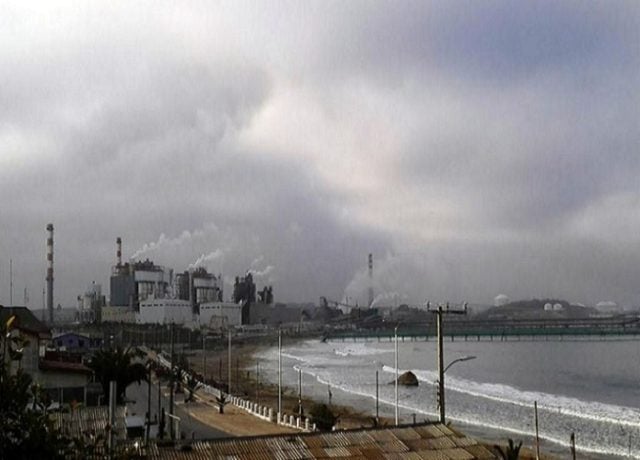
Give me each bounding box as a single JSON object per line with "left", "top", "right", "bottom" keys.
{"left": 180, "top": 339, "right": 558, "bottom": 458}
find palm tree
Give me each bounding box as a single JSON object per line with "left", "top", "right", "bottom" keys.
{"left": 494, "top": 439, "right": 523, "bottom": 460}
{"left": 88, "top": 346, "right": 147, "bottom": 404}
{"left": 215, "top": 394, "right": 229, "bottom": 414}
{"left": 184, "top": 374, "right": 201, "bottom": 403}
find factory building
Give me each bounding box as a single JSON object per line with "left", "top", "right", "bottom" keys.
{"left": 110, "top": 259, "right": 171, "bottom": 311}
{"left": 76, "top": 282, "right": 105, "bottom": 323}
{"left": 233, "top": 273, "right": 274, "bottom": 324}
{"left": 199, "top": 301, "right": 242, "bottom": 330}
{"left": 175, "top": 267, "right": 222, "bottom": 314}
{"left": 137, "top": 298, "right": 192, "bottom": 325}
{"left": 105, "top": 237, "right": 272, "bottom": 327}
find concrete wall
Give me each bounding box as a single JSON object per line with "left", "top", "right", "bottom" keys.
{"left": 137, "top": 298, "right": 192, "bottom": 325}
{"left": 199, "top": 302, "right": 242, "bottom": 328}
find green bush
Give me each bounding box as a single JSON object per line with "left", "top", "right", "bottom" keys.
{"left": 309, "top": 403, "right": 338, "bottom": 431}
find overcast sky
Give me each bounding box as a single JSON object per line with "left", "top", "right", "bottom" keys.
{"left": 1, "top": 1, "right": 639, "bottom": 308}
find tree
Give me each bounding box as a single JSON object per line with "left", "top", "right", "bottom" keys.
{"left": 158, "top": 408, "right": 166, "bottom": 440}
{"left": 0, "top": 365, "right": 71, "bottom": 458}
{"left": 87, "top": 346, "right": 148, "bottom": 404}
{"left": 215, "top": 394, "right": 229, "bottom": 414}
{"left": 184, "top": 374, "right": 202, "bottom": 403}
{"left": 309, "top": 403, "right": 338, "bottom": 431}
{"left": 494, "top": 439, "right": 523, "bottom": 460}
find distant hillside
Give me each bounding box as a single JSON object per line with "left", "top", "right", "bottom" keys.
{"left": 475, "top": 298, "right": 597, "bottom": 320}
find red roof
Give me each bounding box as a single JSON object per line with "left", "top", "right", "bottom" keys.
{"left": 39, "top": 359, "right": 93, "bottom": 374}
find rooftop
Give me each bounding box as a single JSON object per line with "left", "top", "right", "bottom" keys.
{"left": 145, "top": 423, "right": 497, "bottom": 459}
{"left": 0, "top": 305, "right": 51, "bottom": 338}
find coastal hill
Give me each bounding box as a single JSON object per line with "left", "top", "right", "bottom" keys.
{"left": 475, "top": 298, "right": 597, "bottom": 320}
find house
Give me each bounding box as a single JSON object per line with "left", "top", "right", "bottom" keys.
{"left": 0, "top": 305, "right": 51, "bottom": 376}
{"left": 53, "top": 331, "right": 102, "bottom": 352}
{"left": 1, "top": 306, "right": 93, "bottom": 402}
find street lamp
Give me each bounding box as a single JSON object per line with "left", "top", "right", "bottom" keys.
{"left": 278, "top": 328, "right": 282, "bottom": 420}
{"left": 427, "top": 302, "right": 467, "bottom": 424}
{"left": 227, "top": 328, "right": 232, "bottom": 395}
{"left": 443, "top": 355, "right": 476, "bottom": 374}
{"left": 394, "top": 324, "right": 399, "bottom": 425}
{"left": 437, "top": 355, "right": 476, "bottom": 424}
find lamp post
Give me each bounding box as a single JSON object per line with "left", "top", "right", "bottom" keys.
{"left": 278, "top": 328, "right": 282, "bottom": 419}
{"left": 394, "top": 324, "right": 399, "bottom": 425}
{"left": 443, "top": 355, "right": 476, "bottom": 374}
{"left": 227, "top": 328, "right": 232, "bottom": 395}
{"left": 168, "top": 323, "right": 175, "bottom": 440}
{"left": 202, "top": 333, "right": 206, "bottom": 382}
{"left": 427, "top": 302, "right": 467, "bottom": 424}
{"left": 145, "top": 361, "right": 152, "bottom": 445}
{"left": 437, "top": 355, "right": 475, "bottom": 424}
{"left": 256, "top": 359, "right": 260, "bottom": 404}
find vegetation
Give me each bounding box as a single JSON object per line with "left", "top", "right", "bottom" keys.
{"left": 87, "top": 346, "right": 148, "bottom": 404}
{"left": 494, "top": 439, "right": 523, "bottom": 460}
{"left": 0, "top": 365, "right": 70, "bottom": 459}
{"left": 309, "top": 403, "right": 338, "bottom": 431}
{"left": 158, "top": 408, "right": 166, "bottom": 439}
{"left": 215, "top": 394, "right": 229, "bottom": 414}
{"left": 1, "top": 334, "right": 149, "bottom": 459}
{"left": 184, "top": 374, "right": 202, "bottom": 403}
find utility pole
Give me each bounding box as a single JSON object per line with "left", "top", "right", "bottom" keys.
{"left": 146, "top": 364, "right": 151, "bottom": 445}
{"left": 570, "top": 432, "right": 576, "bottom": 460}
{"left": 428, "top": 302, "right": 467, "bottom": 424}
{"left": 202, "top": 333, "right": 206, "bottom": 381}
{"left": 394, "top": 325, "right": 399, "bottom": 425}
{"left": 108, "top": 381, "right": 117, "bottom": 455}
{"left": 157, "top": 359, "right": 162, "bottom": 419}
{"left": 227, "top": 328, "right": 232, "bottom": 395}
{"left": 298, "top": 367, "right": 303, "bottom": 417}
{"left": 375, "top": 369, "right": 379, "bottom": 423}
{"left": 9, "top": 259, "right": 13, "bottom": 306}
{"left": 534, "top": 401, "right": 540, "bottom": 460}
{"left": 169, "top": 323, "right": 175, "bottom": 440}
{"left": 278, "top": 328, "right": 282, "bottom": 418}
{"left": 256, "top": 359, "right": 260, "bottom": 404}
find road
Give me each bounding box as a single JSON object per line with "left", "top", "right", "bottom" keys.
{"left": 124, "top": 377, "right": 229, "bottom": 441}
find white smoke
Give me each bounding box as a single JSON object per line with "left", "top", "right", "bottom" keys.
{"left": 369, "top": 291, "right": 407, "bottom": 308}
{"left": 188, "top": 249, "right": 224, "bottom": 271}
{"left": 247, "top": 256, "right": 276, "bottom": 282}
{"left": 130, "top": 228, "right": 207, "bottom": 260}
{"left": 494, "top": 294, "right": 510, "bottom": 307}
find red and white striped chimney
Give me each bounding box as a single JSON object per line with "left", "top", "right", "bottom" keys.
{"left": 116, "top": 237, "right": 122, "bottom": 266}
{"left": 46, "top": 223, "right": 54, "bottom": 323}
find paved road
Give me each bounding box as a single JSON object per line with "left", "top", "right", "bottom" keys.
{"left": 125, "top": 377, "right": 229, "bottom": 441}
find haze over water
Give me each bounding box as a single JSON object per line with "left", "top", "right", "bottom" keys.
{"left": 258, "top": 338, "right": 640, "bottom": 459}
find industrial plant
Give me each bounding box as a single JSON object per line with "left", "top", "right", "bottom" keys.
{"left": 98, "top": 237, "right": 273, "bottom": 329}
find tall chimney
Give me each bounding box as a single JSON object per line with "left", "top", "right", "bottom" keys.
{"left": 116, "top": 237, "right": 122, "bottom": 266}
{"left": 46, "top": 223, "right": 54, "bottom": 323}
{"left": 368, "top": 253, "right": 374, "bottom": 308}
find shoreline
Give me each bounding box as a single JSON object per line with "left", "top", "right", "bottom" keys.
{"left": 183, "top": 336, "right": 572, "bottom": 459}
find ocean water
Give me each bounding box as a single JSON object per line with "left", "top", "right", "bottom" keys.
{"left": 255, "top": 337, "right": 640, "bottom": 459}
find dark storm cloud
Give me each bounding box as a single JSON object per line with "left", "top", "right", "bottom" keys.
{"left": 1, "top": 1, "right": 639, "bottom": 307}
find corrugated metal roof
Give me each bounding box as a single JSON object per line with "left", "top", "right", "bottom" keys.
{"left": 62, "top": 421, "right": 498, "bottom": 459}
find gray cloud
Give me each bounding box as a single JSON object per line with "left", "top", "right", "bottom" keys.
{"left": 1, "top": 2, "right": 639, "bottom": 308}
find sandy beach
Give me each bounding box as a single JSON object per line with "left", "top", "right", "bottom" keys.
{"left": 177, "top": 337, "right": 558, "bottom": 459}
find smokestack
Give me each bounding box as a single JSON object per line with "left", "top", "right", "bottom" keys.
{"left": 368, "top": 253, "right": 374, "bottom": 308}
{"left": 46, "top": 223, "right": 54, "bottom": 324}
{"left": 116, "top": 237, "right": 122, "bottom": 266}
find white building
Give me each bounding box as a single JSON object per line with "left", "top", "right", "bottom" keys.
{"left": 199, "top": 301, "right": 242, "bottom": 330}
{"left": 137, "top": 298, "right": 193, "bottom": 326}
